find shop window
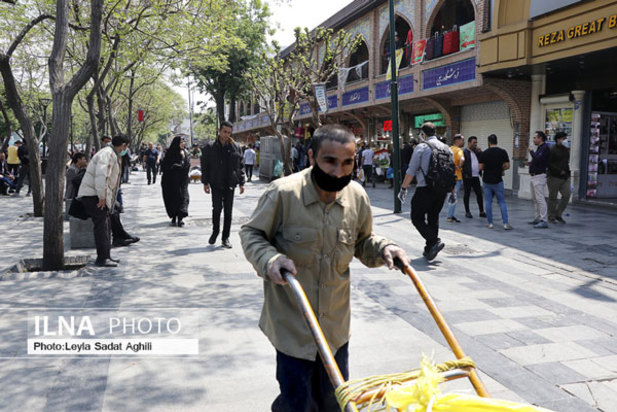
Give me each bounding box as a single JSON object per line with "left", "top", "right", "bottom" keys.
{"left": 346, "top": 40, "right": 369, "bottom": 83}
{"left": 430, "top": 0, "right": 475, "bottom": 36}
{"left": 380, "top": 16, "right": 412, "bottom": 75}
{"left": 253, "top": 101, "right": 260, "bottom": 114}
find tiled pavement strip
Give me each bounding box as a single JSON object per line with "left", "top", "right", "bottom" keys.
{"left": 0, "top": 169, "right": 616, "bottom": 411}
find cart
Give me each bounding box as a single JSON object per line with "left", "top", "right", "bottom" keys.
{"left": 282, "top": 259, "right": 555, "bottom": 412}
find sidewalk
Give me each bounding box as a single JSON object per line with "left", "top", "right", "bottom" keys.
{"left": 0, "top": 170, "right": 615, "bottom": 411}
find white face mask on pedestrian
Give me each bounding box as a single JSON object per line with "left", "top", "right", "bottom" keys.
{"left": 562, "top": 138, "right": 571, "bottom": 148}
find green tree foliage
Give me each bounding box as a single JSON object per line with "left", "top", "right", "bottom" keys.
{"left": 192, "top": 0, "right": 271, "bottom": 124}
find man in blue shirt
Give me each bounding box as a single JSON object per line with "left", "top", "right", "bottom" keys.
{"left": 529, "top": 131, "right": 550, "bottom": 228}
{"left": 143, "top": 142, "right": 160, "bottom": 185}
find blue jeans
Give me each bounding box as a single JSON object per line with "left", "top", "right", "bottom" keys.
{"left": 272, "top": 342, "right": 349, "bottom": 412}
{"left": 484, "top": 181, "right": 508, "bottom": 224}
{"left": 446, "top": 179, "right": 462, "bottom": 218}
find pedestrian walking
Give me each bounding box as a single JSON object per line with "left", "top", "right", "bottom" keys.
{"left": 479, "top": 134, "right": 512, "bottom": 230}
{"left": 547, "top": 131, "right": 571, "bottom": 224}
{"left": 361, "top": 143, "right": 375, "bottom": 187}
{"left": 240, "top": 124, "right": 409, "bottom": 412}
{"left": 243, "top": 143, "right": 256, "bottom": 182}
{"left": 399, "top": 122, "right": 453, "bottom": 261}
{"left": 529, "top": 131, "right": 550, "bottom": 228}
{"left": 200, "top": 121, "right": 245, "bottom": 249}
{"left": 462, "top": 136, "right": 486, "bottom": 218}
{"left": 77, "top": 134, "right": 129, "bottom": 267}
{"left": 161, "top": 135, "right": 190, "bottom": 227}
{"left": 143, "top": 142, "right": 160, "bottom": 185}
{"left": 446, "top": 134, "right": 465, "bottom": 223}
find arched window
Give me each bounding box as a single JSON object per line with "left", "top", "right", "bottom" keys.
{"left": 324, "top": 55, "right": 338, "bottom": 90}
{"left": 346, "top": 39, "right": 369, "bottom": 83}
{"left": 380, "top": 16, "right": 412, "bottom": 74}
{"left": 430, "top": 0, "right": 475, "bottom": 36}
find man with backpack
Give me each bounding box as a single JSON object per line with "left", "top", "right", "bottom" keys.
{"left": 398, "top": 122, "right": 455, "bottom": 261}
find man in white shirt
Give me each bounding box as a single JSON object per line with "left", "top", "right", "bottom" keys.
{"left": 361, "top": 144, "right": 375, "bottom": 187}
{"left": 243, "top": 144, "right": 257, "bottom": 182}
{"left": 462, "top": 136, "right": 486, "bottom": 219}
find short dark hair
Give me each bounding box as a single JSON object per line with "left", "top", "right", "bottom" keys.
{"left": 488, "top": 134, "right": 497, "bottom": 145}
{"left": 101, "top": 135, "right": 111, "bottom": 142}
{"left": 453, "top": 134, "right": 463, "bottom": 142}
{"left": 535, "top": 131, "right": 547, "bottom": 141}
{"left": 421, "top": 122, "right": 436, "bottom": 136}
{"left": 72, "top": 152, "right": 86, "bottom": 164}
{"left": 311, "top": 124, "right": 355, "bottom": 156}
{"left": 111, "top": 134, "right": 130, "bottom": 147}
{"left": 220, "top": 120, "right": 233, "bottom": 130}
{"left": 554, "top": 131, "right": 567, "bottom": 140}
{"left": 468, "top": 136, "right": 477, "bottom": 143}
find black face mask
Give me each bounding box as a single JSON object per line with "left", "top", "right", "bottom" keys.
{"left": 311, "top": 161, "right": 352, "bottom": 192}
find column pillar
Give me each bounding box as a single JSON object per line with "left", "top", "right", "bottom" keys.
{"left": 570, "top": 90, "right": 585, "bottom": 199}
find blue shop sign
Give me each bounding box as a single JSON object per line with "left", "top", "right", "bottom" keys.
{"left": 342, "top": 87, "right": 369, "bottom": 106}
{"left": 299, "top": 102, "right": 311, "bottom": 116}
{"left": 375, "top": 74, "right": 414, "bottom": 100}
{"left": 317, "top": 95, "right": 338, "bottom": 112}
{"left": 423, "top": 58, "right": 476, "bottom": 90}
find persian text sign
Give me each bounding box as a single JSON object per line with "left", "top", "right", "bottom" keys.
{"left": 342, "top": 87, "right": 369, "bottom": 106}
{"left": 375, "top": 75, "right": 414, "bottom": 100}
{"left": 422, "top": 58, "right": 475, "bottom": 90}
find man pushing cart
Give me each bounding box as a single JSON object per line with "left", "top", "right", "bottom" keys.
{"left": 241, "top": 124, "right": 553, "bottom": 412}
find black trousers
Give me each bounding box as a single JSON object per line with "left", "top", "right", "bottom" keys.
{"left": 463, "top": 177, "right": 484, "bottom": 214}
{"left": 81, "top": 196, "right": 111, "bottom": 262}
{"left": 245, "top": 164, "right": 253, "bottom": 180}
{"left": 146, "top": 163, "right": 157, "bottom": 183}
{"left": 411, "top": 186, "right": 446, "bottom": 249}
{"left": 272, "top": 342, "right": 349, "bottom": 412}
{"left": 15, "top": 164, "right": 30, "bottom": 194}
{"left": 110, "top": 212, "right": 130, "bottom": 240}
{"left": 211, "top": 187, "right": 235, "bottom": 240}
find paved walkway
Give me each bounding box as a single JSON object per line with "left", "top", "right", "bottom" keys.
{"left": 0, "top": 169, "right": 616, "bottom": 411}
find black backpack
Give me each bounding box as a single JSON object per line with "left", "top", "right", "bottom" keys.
{"left": 420, "top": 140, "right": 456, "bottom": 195}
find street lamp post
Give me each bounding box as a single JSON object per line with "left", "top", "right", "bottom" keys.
{"left": 39, "top": 98, "right": 52, "bottom": 159}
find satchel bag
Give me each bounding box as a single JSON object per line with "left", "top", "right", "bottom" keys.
{"left": 68, "top": 197, "right": 89, "bottom": 220}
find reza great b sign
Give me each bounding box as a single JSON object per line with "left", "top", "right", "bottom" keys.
{"left": 537, "top": 14, "right": 617, "bottom": 47}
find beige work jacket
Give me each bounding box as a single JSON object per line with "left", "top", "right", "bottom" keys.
{"left": 240, "top": 168, "right": 393, "bottom": 360}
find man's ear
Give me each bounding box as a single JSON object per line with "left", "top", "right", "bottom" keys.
{"left": 308, "top": 148, "right": 315, "bottom": 166}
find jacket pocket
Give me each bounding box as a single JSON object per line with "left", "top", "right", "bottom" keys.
{"left": 280, "top": 227, "right": 319, "bottom": 266}
{"left": 335, "top": 228, "right": 356, "bottom": 274}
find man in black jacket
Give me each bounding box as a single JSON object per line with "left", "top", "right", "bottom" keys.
{"left": 201, "top": 121, "right": 245, "bottom": 249}
{"left": 462, "top": 136, "right": 486, "bottom": 218}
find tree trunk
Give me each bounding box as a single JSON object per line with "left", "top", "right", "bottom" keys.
{"left": 86, "top": 94, "right": 98, "bottom": 159}
{"left": 229, "top": 95, "right": 236, "bottom": 123}
{"left": 0, "top": 55, "right": 44, "bottom": 216}
{"left": 214, "top": 79, "right": 226, "bottom": 124}
{"left": 126, "top": 71, "right": 134, "bottom": 142}
{"left": 0, "top": 99, "right": 12, "bottom": 153}
{"left": 43, "top": 0, "right": 102, "bottom": 271}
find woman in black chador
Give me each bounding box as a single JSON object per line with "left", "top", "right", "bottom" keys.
{"left": 161, "top": 135, "right": 190, "bottom": 226}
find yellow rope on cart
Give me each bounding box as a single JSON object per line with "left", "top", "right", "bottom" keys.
{"left": 335, "top": 357, "right": 475, "bottom": 411}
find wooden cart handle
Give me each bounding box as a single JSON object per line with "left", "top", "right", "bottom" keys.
{"left": 393, "top": 257, "right": 490, "bottom": 397}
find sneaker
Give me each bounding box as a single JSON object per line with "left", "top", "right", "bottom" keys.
{"left": 534, "top": 220, "right": 549, "bottom": 229}
{"left": 503, "top": 223, "right": 513, "bottom": 230}
{"left": 465, "top": 212, "right": 473, "bottom": 218}
{"left": 528, "top": 219, "right": 541, "bottom": 225}
{"left": 555, "top": 216, "right": 566, "bottom": 224}
{"left": 548, "top": 217, "right": 556, "bottom": 224}
{"left": 221, "top": 239, "right": 232, "bottom": 249}
{"left": 479, "top": 212, "right": 487, "bottom": 218}
{"left": 447, "top": 216, "right": 461, "bottom": 223}
{"left": 208, "top": 232, "right": 219, "bottom": 245}
{"left": 425, "top": 241, "right": 445, "bottom": 261}
{"left": 486, "top": 223, "right": 494, "bottom": 229}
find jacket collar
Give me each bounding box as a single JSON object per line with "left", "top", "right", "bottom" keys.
{"left": 301, "top": 168, "right": 348, "bottom": 208}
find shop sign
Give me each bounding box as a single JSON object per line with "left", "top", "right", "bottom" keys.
{"left": 327, "top": 95, "right": 338, "bottom": 110}
{"left": 422, "top": 58, "right": 476, "bottom": 90}
{"left": 342, "top": 86, "right": 369, "bottom": 106}
{"left": 537, "top": 15, "right": 616, "bottom": 47}
{"left": 414, "top": 113, "right": 445, "bottom": 128}
{"left": 459, "top": 21, "right": 475, "bottom": 51}
{"left": 299, "top": 102, "right": 311, "bottom": 116}
{"left": 313, "top": 83, "right": 328, "bottom": 113}
{"left": 375, "top": 74, "right": 414, "bottom": 100}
